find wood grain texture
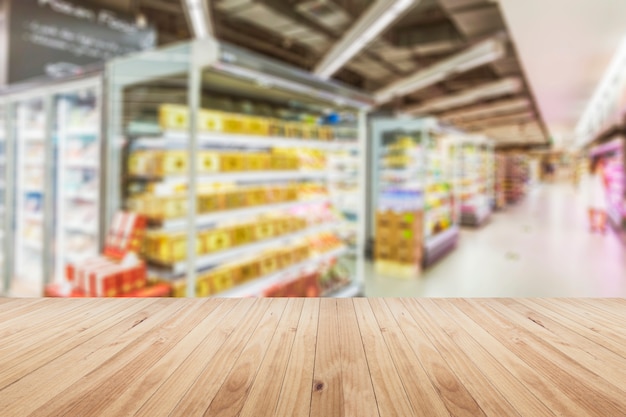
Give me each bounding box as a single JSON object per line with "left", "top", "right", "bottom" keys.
{"left": 0, "top": 298, "right": 624, "bottom": 417}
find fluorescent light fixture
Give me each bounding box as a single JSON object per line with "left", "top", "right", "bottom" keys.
{"left": 441, "top": 98, "right": 530, "bottom": 122}
{"left": 406, "top": 77, "right": 523, "bottom": 114}
{"left": 185, "top": 0, "right": 212, "bottom": 38}
{"left": 375, "top": 36, "right": 507, "bottom": 103}
{"left": 314, "top": 0, "right": 416, "bottom": 79}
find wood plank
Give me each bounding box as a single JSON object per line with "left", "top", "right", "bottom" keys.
{"left": 0, "top": 298, "right": 85, "bottom": 337}
{"left": 522, "top": 299, "right": 626, "bottom": 358}
{"left": 132, "top": 299, "right": 259, "bottom": 417}
{"left": 238, "top": 299, "right": 304, "bottom": 417}
{"left": 443, "top": 300, "right": 596, "bottom": 416}
{"left": 94, "top": 299, "right": 243, "bottom": 416}
{"left": 457, "top": 299, "right": 626, "bottom": 416}
{"left": 274, "top": 298, "right": 320, "bottom": 417}
{"left": 0, "top": 299, "right": 158, "bottom": 389}
{"left": 352, "top": 298, "right": 416, "bottom": 417}
{"left": 401, "top": 299, "right": 523, "bottom": 417}
{"left": 367, "top": 298, "right": 452, "bottom": 417}
{"left": 558, "top": 298, "right": 626, "bottom": 328}
{"left": 39, "top": 299, "right": 225, "bottom": 417}
{"left": 419, "top": 299, "right": 557, "bottom": 417}
{"left": 204, "top": 298, "right": 291, "bottom": 417}
{"left": 488, "top": 299, "right": 626, "bottom": 389}
{"left": 164, "top": 298, "right": 279, "bottom": 417}
{"left": 310, "top": 298, "right": 344, "bottom": 417}
{"left": 337, "top": 298, "right": 380, "bottom": 417}
{"left": 570, "top": 298, "right": 626, "bottom": 321}
{"left": 0, "top": 299, "right": 186, "bottom": 416}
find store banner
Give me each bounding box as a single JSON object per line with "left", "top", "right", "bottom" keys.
{"left": 6, "top": 0, "right": 156, "bottom": 84}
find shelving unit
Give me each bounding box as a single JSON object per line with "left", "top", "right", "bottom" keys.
{"left": 370, "top": 118, "right": 459, "bottom": 275}
{"left": 453, "top": 137, "right": 493, "bottom": 227}
{"left": 107, "top": 38, "right": 372, "bottom": 298}
{"left": 503, "top": 153, "right": 530, "bottom": 204}
{"left": 590, "top": 138, "right": 626, "bottom": 230}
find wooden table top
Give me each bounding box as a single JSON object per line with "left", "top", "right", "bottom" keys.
{"left": 1, "top": 298, "right": 625, "bottom": 417}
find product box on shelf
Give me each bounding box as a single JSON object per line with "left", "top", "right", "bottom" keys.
{"left": 104, "top": 212, "right": 147, "bottom": 260}
{"left": 159, "top": 104, "right": 189, "bottom": 130}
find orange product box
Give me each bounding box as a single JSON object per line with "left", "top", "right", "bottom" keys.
{"left": 121, "top": 282, "right": 171, "bottom": 298}
{"left": 73, "top": 256, "right": 115, "bottom": 292}
{"left": 88, "top": 264, "right": 124, "bottom": 297}
{"left": 105, "top": 212, "right": 147, "bottom": 259}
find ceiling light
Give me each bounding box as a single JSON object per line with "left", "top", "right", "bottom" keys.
{"left": 406, "top": 77, "right": 523, "bottom": 114}
{"left": 314, "top": 0, "right": 416, "bottom": 79}
{"left": 375, "top": 36, "right": 506, "bottom": 103}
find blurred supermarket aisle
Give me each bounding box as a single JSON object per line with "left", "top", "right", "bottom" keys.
{"left": 365, "top": 182, "right": 626, "bottom": 297}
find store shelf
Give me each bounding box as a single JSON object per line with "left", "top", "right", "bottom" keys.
{"left": 23, "top": 212, "right": 44, "bottom": 222}
{"left": 133, "top": 131, "right": 358, "bottom": 151}
{"left": 152, "top": 197, "right": 331, "bottom": 231}
{"left": 217, "top": 246, "right": 348, "bottom": 298}
{"left": 425, "top": 225, "right": 459, "bottom": 251}
{"left": 24, "top": 158, "right": 45, "bottom": 167}
{"left": 152, "top": 220, "right": 343, "bottom": 275}
{"left": 131, "top": 170, "right": 328, "bottom": 184}
{"left": 325, "top": 282, "right": 363, "bottom": 297}
{"left": 65, "top": 160, "right": 99, "bottom": 170}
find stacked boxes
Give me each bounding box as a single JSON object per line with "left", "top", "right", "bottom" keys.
{"left": 68, "top": 258, "right": 147, "bottom": 297}
{"left": 375, "top": 210, "right": 423, "bottom": 278}
{"left": 158, "top": 104, "right": 336, "bottom": 142}
{"left": 142, "top": 215, "right": 308, "bottom": 265}
{"left": 127, "top": 184, "right": 301, "bottom": 221}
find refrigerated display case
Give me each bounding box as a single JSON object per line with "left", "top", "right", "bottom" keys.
{"left": 105, "top": 38, "right": 372, "bottom": 298}
{"left": 591, "top": 138, "right": 626, "bottom": 230}
{"left": 370, "top": 118, "right": 459, "bottom": 272}
{"left": 0, "top": 74, "right": 104, "bottom": 296}
{"left": 453, "top": 137, "right": 493, "bottom": 226}
{"left": 0, "top": 101, "right": 6, "bottom": 293}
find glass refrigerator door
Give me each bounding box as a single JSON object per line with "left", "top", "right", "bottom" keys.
{"left": 13, "top": 99, "right": 47, "bottom": 296}
{"left": 54, "top": 87, "right": 101, "bottom": 283}
{"left": 0, "top": 103, "right": 6, "bottom": 290}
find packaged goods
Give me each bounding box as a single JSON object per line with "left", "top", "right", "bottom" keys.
{"left": 198, "top": 109, "right": 224, "bottom": 132}
{"left": 159, "top": 104, "right": 189, "bottom": 130}
{"left": 198, "top": 151, "right": 220, "bottom": 172}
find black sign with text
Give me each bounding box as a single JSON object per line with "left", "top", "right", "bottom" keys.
{"left": 7, "top": 0, "right": 156, "bottom": 83}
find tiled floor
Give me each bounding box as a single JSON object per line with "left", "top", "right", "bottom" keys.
{"left": 365, "top": 182, "right": 626, "bottom": 297}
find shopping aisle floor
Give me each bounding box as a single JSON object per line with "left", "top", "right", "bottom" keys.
{"left": 365, "top": 182, "right": 626, "bottom": 297}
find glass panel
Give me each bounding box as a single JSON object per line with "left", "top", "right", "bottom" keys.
{"left": 13, "top": 98, "right": 46, "bottom": 296}
{"left": 53, "top": 86, "right": 101, "bottom": 284}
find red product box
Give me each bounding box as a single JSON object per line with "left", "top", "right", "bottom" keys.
{"left": 104, "top": 212, "right": 147, "bottom": 259}
{"left": 73, "top": 257, "right": 115, "bottom": 293}
{"left": 88, "top": 264, "right": 125, "bottom": 297}
{"left": 121, "top": 283, "right": 171, "bottom": 298}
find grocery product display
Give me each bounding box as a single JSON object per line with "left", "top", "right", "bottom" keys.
{"left": 0, "top": 75, "right": 106, "bottom": 296}
{"left": 503, "top": 153, "right": 530, "bottom": 204}
{"left": 591, "top": 138, "right": 626, "bottom": 229}
{"left": 370, "top": 118, "right": 459, "bottom": 275}
{"left": 13, "top": 98, "right": 47, "bottom": 295}
{"left": 105, "top": 38, "right": 370, "bottom": 298}
{"left": 494, "top": 154, "right": 507, "bottom": 209}
{"left": 453, "top": 139, "right": 493, "bottom": 226}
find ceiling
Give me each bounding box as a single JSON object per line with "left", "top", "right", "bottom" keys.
{"left": 92, "top": 0, "right": 551, "bottom": 146}
{"left": 498, "top": 0, "right": 626, "bottom": 148}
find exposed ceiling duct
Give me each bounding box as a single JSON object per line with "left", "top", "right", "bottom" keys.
{"left": 406, "top": 77, "right": 523, "bottom": 114}
{"left": 440, "top": 97, "right": 531, "bottom": 122}
{"left": 375, "top": 35, "right": 507, "bottom": 103}
{"left": 313, "top": 0, "right": 417, "bottom": 79}
{"left": 183, "top": 0, "right": 213, "bottom": 38}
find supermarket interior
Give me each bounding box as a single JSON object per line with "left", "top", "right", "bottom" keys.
{"left": 0, "top": 0, "right": 625, "bottom": 300}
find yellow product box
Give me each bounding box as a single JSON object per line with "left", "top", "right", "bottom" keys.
{"left": 254, "top": 219, "right": 275, "bottom": 241}
{"left": 204, "top": 228, "right": 233, "bottom": 253}
{"left": 158, "top": 195, "right": 188, "bottom": 219}
{"left": 171, "top": 279, "right": 187, "bottom": 298}
{"left": 223, "top": 189, "right": 246, "bottom": 209}
{"left": 209, "top": 267, "right": 234, "bottom": 294}
{"left": 221, "top": 112, "right": 246, "bottom": 134}
{"left": 195, "top": 274, "right": 212, "bottom": 297}
{"left": 301, "top": 125, "right": 319, "bottom": 140}
{"left": 197, "top": 151, "right": 220, "bottom": 173}
{"left": 285, "top": 184, "right": 299, "bottom": 201}
{"left": 268, "top": 186, "right": 288, "bottom": 203}
{"left": 239, "top": 259, "right": 261, "bottom": 283}
{"left": 153, "top": 151, "right": 188, "bottom": 176}
{"left": 159, "top": 104, "right": 189, "bottom": 130}
{"left": 244, "top": 116, "right": 270, "bottom": 136}
{"left": 269, "top": 119, "right": 287, "bottom": 137}
{"left": 219, "top": 153, "right": 246, "bottom": 172}
{"left": 259, "top": 253, "right": 279, "bottom": 276}
{"left": 275, "top": 249, "right": 293, "bottom": 269}
{"left": 318, "top": 126, "right": 334, "bottom": 141}
{"left": 246, "top": 153, "right": 271, "bottom": 171}
{"left": 128, "top": 151, "right": 154, "bottom": 176}
{"left": 198, "top": 109, "right": 224, "bottom": 132}
{"left": 291, "top": 243, "right": 310, "bottom": 263}
{"left": 197, "top": 192, "right": 222, "bottom": 214}
{"left": 245, "top": 187, "right": 267, "bottom": 206}
{"left": 284, "top": 123, "right": 303, "bottom": 139}
{"left": 231, "top": 223, "right": 256, "bottom": 246}
{"left": 144, "top": 232, "right": 186, "bottom": 264}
